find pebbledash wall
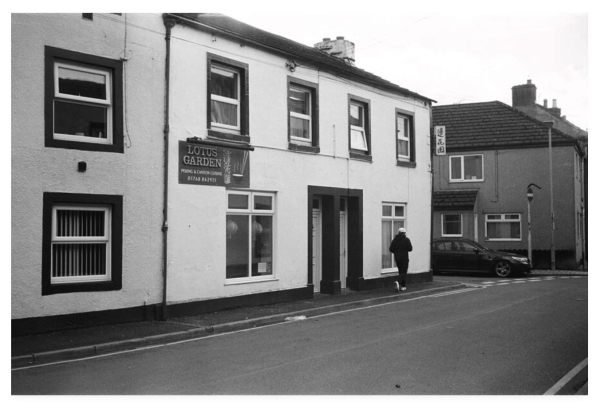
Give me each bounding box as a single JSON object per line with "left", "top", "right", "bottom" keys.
{"left": 12, "top": 13, "right": 433, "bottom": 334}
{"left": 163, "top": 14, "right": 433, "bottom": 314}
{"left": 12, "top": 14, "right": 166, "bottom": 334}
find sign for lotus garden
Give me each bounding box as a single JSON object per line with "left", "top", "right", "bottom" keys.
{"left": 178, "top": 140, "right": 250, "bottom": 188}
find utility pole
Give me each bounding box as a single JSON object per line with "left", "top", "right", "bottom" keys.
{"left": 543, "top": 120, "right": 555, "bottom": 271}
{"left": 527, "top": 183, "right": 541, "bottom": 266}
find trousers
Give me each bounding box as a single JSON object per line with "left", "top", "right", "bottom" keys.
{"left": 396, "top": 259, "right": 409, "bottom": 287}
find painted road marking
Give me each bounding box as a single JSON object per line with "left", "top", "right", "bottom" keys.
{"left": 544, "top": 357, "right": 588, "bottom": 395}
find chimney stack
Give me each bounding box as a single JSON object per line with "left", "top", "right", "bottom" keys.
{"left": 314, "top": 36, "right": 355, "bottom": 66}
{"left": 548, "top": 99, "right": 562, "bottom": 117}
{"left": 512, "top": 79, "right": 537, "bottom": 107}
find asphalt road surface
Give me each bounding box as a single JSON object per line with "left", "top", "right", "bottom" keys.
{"left": 12, "top": 275, "right": 587, "bottom": 395}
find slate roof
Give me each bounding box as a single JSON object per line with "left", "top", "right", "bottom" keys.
{"left": 166, "top": 13, "right": 434, "bottom": 104}
{"left": 433, "top": 190, "right": 478, "bottom": 210}
{"left": 432, "top": 101, "right": 581, "bottom": 153}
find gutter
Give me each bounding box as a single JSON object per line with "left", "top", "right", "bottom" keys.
{"left": 161, "top": 16, "right": 177, "bottom": 320}
{"left": 163, "top": 13, "right": 435, "bottom": 105}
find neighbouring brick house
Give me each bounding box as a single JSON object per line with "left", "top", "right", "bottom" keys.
{"left": 432, "top": 81, "right": 586, "bottom": 269}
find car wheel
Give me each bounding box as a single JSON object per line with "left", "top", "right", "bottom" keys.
{"left": 493, "top": 260, "right": 512, "bottom": 278}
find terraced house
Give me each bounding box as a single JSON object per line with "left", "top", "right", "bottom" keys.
{"left": 431, "top": 80, "right": 587, "bottom": 270}
{"left": 12, "top": 13, "right": 434, "bottom": 334}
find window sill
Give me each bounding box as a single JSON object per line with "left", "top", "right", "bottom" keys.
{"left": 42, "top": 281, "right": 121, "bottom": 295}
{"left": 207, "top": 129, "right": 250, "bottom": 144}
{"left": 349, "top": 152, "right": 372, "bottom": 162}
{"left": 225, "top": 276, "right": 278, "bottom": 285}
{"left": 288, "top": 143, "right": 320, "bottom": 154}
{"left": 45, "top": 138, "right": 124, "bottom": 153}
{"left": 396, "top": 160, "right": 416, "bottom": 168}
{"left": 381, "top": 269, "right": 398, "bottom": 276}
{"left": 449, "top": 179, "right": 484, "bottom": 183}
{"left": 484, "top": 239, "right": 522, "bottom": 242}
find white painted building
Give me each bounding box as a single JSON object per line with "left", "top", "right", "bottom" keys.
{"left": 11, "top": 13, "right": 434, "bottom": 333}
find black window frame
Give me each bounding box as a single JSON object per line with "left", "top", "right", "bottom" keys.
{"left": 287, "top": 76, "right": 320, "bottom": 154}
{"left": 395, "top": 108, "right": 416, "bottom": 168}
{"left": 44, "top": 46, "right": 124, "bottom": 153}
{"left": 348, "top": 94, "right": 372, "bottom": 161}
{"left": 207, "top": 53, "right": 250, "bottom": 143}
{"left": 42, "top": 192, "right": 123, "bottom": 295}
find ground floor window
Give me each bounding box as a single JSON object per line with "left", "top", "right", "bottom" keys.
{"left": 42, "top": 192, "right": 123, "bottom": 295}
{"left": 485, "top": 213, "right": 521, "bottom": 241}
{"left": 442, "top": 213, "right": 462, "bottom": 237}
{"left": 226, "top": 191, "right": 274, "bottom": 279}
{"left": 381, "top": 203, "right": 406, "bottom": 270}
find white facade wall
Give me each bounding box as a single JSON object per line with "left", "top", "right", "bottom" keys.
{"left": 11, "top": 13, "right": 166, "bottom": 319}
{"left": 166, "top": 23, "right": 432, "bottom": 304}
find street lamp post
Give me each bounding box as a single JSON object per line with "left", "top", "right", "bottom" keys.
{"left": 543, "top": 120, "right": 555, "bottom": 271}
{"left": 527, "top": 183, "right": 541, "bottom": 267}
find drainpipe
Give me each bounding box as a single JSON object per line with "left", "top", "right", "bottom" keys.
{"left": 161, "top": 16, "right": 176, "bottom": 320}
{"left": 429, "top": 105, "right": 435, "bottom": 275}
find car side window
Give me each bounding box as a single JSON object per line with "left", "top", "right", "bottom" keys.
{"left": 435, "top": 241, "right": 451, "bottom": 251}
{"left": 462, "top": 242, "right": 478, "bottom": 252}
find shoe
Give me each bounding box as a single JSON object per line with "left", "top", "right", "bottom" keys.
{"left": 394, "top": 281, "right": 399, "bottom": 292}
{"left": 401, "top": 287, "right": 407, "bottom": 291}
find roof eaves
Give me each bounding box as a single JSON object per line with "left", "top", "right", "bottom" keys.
{"left": 165, "top": 13, "right": 436, "bottom": 104}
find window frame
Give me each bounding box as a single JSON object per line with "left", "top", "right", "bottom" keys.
{"left": 441, "top": 213, "right": 463, "bottom": 237}
{"left": 348, "top": 94, "right": 372, "bottom": 161}
{"left": 51, "top": 204, "right": 112, "bottom": 284}
{"left": 381, "top": 202, "right": 406, "bottom": 272}
{"left": 287, "top": 77, "right": 320, "bottom": 153}
{"left": 484, "top": 213, "right": 522, "bottom": 242}
{"left": 207, "top": 53, "right": 249, "bottom": 143}
{"left": 42, "top": 192, "right": 123, "bottom": 295}
{"left": 226, "top": 191, "right": 276, "bottom": 282}
{"left": 45, "top": 46, "right": 124, "bottom": 153}
{"left": 395, "top": 108, "right": 416, "bottom": 168}
{"left": 449, "top": 154, "right": 484, "bottom": 182}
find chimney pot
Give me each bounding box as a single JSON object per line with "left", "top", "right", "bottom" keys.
{"left": 337, "top": 36, "right": 344, "bottom": 40}
{"left": 553, "top": 99, "right": 557, "bottom": 108}
{"left": 527, "top": 79, "right": 532, "bottom": 84}
{"left": 323, "top": 37, "right": 330, "bottom": 41}
{"left": 544, "top": 99, "right": 547, "bottom": 108}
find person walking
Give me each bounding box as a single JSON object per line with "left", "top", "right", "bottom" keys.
{"left": 389, "top": 227, "right": 412, "bottom": 292}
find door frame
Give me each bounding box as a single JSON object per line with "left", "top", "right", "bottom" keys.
{"left": 307, "top": 186, "right": 363, "bottom": 294}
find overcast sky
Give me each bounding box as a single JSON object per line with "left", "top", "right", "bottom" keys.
{"left": 225, "top": 5, "right": 589, "bottom": 131}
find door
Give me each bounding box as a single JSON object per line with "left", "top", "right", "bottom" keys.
{"left": 339, "top": 198, "right": 348, "bottom": 289}
{"left": 312, "top": 199, "right": 322, "bottom": 292}
{"left": 454, "top": 240, "right": 484, "bottom": 272}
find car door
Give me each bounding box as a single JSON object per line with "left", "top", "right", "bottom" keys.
{"left": 432, "top": 241, "right": 453, "bottom": 272}
{"left": 454, "top": 240, "right": 484, "bottom": 272}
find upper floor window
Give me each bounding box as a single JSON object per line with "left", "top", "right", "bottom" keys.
{"left": 396, "top": 109, "right": 416, "bottom": 167}
{"left": 207, "top": 53, "right": 249, "bottom": 143}
{"left": 45, "top": 46, "right": 123, "bottom": 152}
{"left": 450, "top": 154, "right": 483, "bottom": 182}
{"left": 288, "top": 77, "right": 319, "bottom": 153}
{"left": 348, "top": 95, "right": 371, "bottom": 160}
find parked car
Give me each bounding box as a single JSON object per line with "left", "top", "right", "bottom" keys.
{"left": 432, "top": 238, "right": 531, "bottom": 277}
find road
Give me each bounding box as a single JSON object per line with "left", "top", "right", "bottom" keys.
{"left": 12, "top": 275, "right": 587, "bottom": 395}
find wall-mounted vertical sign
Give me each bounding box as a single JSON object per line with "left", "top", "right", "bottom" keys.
{"left": 179, "top": 140, "right": 250, "bottom": 187}
{"left": 434, "top": 125, "right": 446, "bottom": 155}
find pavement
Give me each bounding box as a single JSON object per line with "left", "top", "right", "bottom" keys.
{"left": 12, "top": 269, "right": 587, "bottom": 371}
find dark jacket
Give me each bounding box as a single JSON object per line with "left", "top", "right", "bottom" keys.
{"left": 389, "top": 233, "right": 413, "bottom": 262}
